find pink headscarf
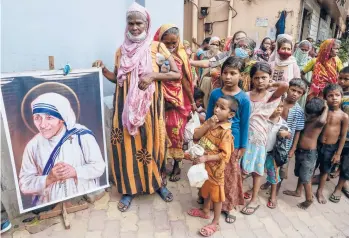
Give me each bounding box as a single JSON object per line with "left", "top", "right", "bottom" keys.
{"left": 118, "top": 2, "right": 153, "bottom": 136}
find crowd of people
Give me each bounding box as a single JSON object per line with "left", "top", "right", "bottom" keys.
{"left": 90, "top": 2, "right": 349, "bottom": 237}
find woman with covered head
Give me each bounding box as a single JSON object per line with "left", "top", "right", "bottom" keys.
{"left": 190, "top": 36, "right": 257, "bottom": 92}
{"left": 199, "top": 36, "right": 222, "bottom": 108}
{"left": 268, "top": 34, "right": 301, "bottom": 83}
{"left": 153, "top": 24, "right": 195, "bottom": 182}
{"left": 93, "top": 3, "right": 181, "bottom": 211}
{"left": 254, "top": 37, "right": 272, "bottom": 62}
{"left": 19, "top": 93, "right": 106, "bottom": 206}
{"left": 293, "top": 40, "right": 312, "bottom": 107}
{"left": 301, "top": 39, "right": 343, "bottom": 100}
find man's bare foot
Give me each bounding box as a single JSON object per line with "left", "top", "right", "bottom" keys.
{"left": 297, "top": 200, "right": 313, "bottom": 210}
{"left": 260, "top": 182, "right": 271, "bottom": 190}
{"left": 312, "top": 174, "right": 330, "bottom": 184}
{"left": 316, "top": 190, "right": 327, "bottom": 204}
{"left": 283, "top": 190, "right": 301, "bottom": 197}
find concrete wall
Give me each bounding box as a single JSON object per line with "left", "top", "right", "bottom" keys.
{"left": 1, "top": 0, "right": 183, "bottom": 218}
{"left": 304, "top": 0, "right": 321, "bottom": 40}
{"left": 184, "top": 0, "right": 303, "bottom": 46}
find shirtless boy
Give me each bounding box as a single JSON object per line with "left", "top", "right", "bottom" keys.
{"left": 284, "top": 98, "right": 328, "bottom": 209}
{"left": 317, "top": 84, "right": 349, "bottom": 204}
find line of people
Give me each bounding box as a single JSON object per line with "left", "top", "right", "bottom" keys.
{"left": 92, "top": 2, "right": 348, "bottom": 237}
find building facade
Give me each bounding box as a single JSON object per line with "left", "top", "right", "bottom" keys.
{"left": 184, "top": 0, "right": 348, "bottom": 47}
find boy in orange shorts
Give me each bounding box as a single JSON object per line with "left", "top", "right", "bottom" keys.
{"left": 187, "top": 95, "right": 236, "bottom": 237}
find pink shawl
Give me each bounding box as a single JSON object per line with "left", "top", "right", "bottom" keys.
{"left": 118, "top": 2, "right": 154, "bottom": 136}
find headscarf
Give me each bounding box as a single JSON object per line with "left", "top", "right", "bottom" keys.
{"left": 255, "top": 37, "right": 271, "bottom": 61}
{"left": 269, "top": 34, "right": 297, "bottom": 67}
{"left": 153, "top": 24, "right": 193, "bottom": 113}
{"left": 204, "top": 36, "right": 221, "bottom": 59}
{"left": 32, "top": 93, "right": 76, "bottom": 131}
{"left": 183, "top": 40, "right": 190, "bottom": 48}
{"left": 117, "top": 2, "right": 154, "bottom": 136}
{"left": 153, "top": 24, "right": 192, "bottom": 84}
{"left": 311, "top": 39, "right": 338, "bottom": 94}
{"left": 293, "top": 40, "right": 312, "bottom": 68}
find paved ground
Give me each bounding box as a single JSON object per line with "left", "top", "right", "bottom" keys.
{"left": 3, "top": 160, "right": 349, "bottom": 238}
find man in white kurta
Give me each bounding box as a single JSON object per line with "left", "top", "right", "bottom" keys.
{"left": 19, "top": 93, "right": 106, "bottom": 206}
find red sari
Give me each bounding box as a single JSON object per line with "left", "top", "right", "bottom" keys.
{"left": 154, "top": 24, "right": 193, "bottom": 160}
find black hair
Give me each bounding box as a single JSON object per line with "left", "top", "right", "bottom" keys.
{"left": 219, "top": 95, "right": 239, "bottom": 113}
{"left": 306, "top": 37, "right": 313, "bottom": 42}
{"left": 161, "top": 27, "right": 179, "bottom": 40}
{"left": 221, "top": 56, "right": 246, "bottom": 74}
{"left": 232, "top": 31, "right": 247, "bottom": 42}
{"left": 250, "top": 62, "right": 272, "bottom": 78}
{"left": 194, "top": 87, "right": 205, "bottom": 101}
{"left": 277, "top": 38, "right": 293, "bottom": 50}
{"left": 289, "top": 78, "right": 307, "bottom": 94}
{"left": 305, "top": 97, "right": 325, "bottom": 116}
{"left": 261, "top": 37, "right": 272, "bottom": 46}
{"left": 202, "top": 37, "right": 211, "bottom": 45}
{"left": 340, "top": 66, "right": 349, "bottom": 74}
{"left": 323, "top": 84, "right": 344, "bottom": 98}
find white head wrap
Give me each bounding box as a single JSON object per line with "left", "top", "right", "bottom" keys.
{"left": 209, "top": 36, "right": 220, "bottom": 45}
{"left": 31, "top": 93, "right": 76, "bottom": 130}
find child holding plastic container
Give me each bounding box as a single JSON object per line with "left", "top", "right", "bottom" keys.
{"left": 186, "top": 95, "right": 236, "bottom": 236}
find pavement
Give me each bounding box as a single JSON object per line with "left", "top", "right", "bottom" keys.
{"left": 2, "top": 160, "right": 349, "bottom": 238}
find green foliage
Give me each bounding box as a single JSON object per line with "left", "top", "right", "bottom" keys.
{"left": 338, "top": 38, "right": 349, "bottom": 64}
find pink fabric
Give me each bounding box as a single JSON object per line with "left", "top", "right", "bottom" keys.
{"left": 118, "top": 2, "right": 154, "bottom": 136}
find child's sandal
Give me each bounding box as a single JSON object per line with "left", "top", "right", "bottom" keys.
{"left": 267, "top": 198, "right": 277, "bottom": 209}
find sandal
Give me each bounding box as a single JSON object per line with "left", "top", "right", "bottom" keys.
{"left": 241, "top": 203, "right": 260, "bottom": 215}
{"left": 222, "top": 211, "right": 236, "bottom": 224}
{"left": 329, "top": 193, "right": 341, "bottom": 203}
{"left": 267, "top": 198, "right": 277, "bottom": 209}
{"left": 199, "top": 224, "right": 220, "bottom": 237}
{"left": 187, "top": 208, "right": 210, "bottom": 219}
{"left": 157, "top": 187, "right": 173, "bottom": 202}
{"left": 118, "top": 194, "right": 134, "bottom": 212}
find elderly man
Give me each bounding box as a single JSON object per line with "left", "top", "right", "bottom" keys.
{"left": 19, "top": 93, "right": 106, "bottom": 206}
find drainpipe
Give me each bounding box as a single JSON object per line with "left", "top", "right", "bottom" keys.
{"left": 192, "top": 0, "right": 198, "bottom": 49}
{"left": 227, "top": 0, "right": 234, "bottom": 37}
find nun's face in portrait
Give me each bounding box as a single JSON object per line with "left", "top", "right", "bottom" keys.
{"left": 33, "top": 113, "right": 64, "bottom": 139}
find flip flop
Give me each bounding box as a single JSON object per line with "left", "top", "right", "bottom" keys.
{"left": 241, "top": 204, "right": 260, "bottom": 215}
{"left": 118, "top": 194, "right": 134, "bottom": 212}
{"left": 267, "top": 198, "right": 277, "bottom": 209}
{"left": 187, "top": 208, "right": 210, "bottom": 219}
{"left": 222, "top": 211, "right": 236, "bottom": 224}
{"left": 157, "top": 187, "right": 173, "bottom": 202}
{"left": 329, "top": 193, "right": 341, "bottom": 203}
{"left": 199, "top": 224, "right": 220, "bottom": 237}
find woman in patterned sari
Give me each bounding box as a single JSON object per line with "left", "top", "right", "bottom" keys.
{"left": 301, "top": 39, "right": 343, "bottom": 100}
{"left": 93, "top": 3, "right": 181, "bottom": 212}
{"left": 154, "top": 24, "right": 195, "bottom": 182}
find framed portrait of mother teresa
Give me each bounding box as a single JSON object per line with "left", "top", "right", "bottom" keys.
{"left": 1, "top": 68, "right": 109, "bottom": 213}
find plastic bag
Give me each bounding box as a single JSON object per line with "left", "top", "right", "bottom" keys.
{"left": 186, "top": 144, "right": 205, "bottom": 159}
{"left": 187, "top": 163, "right": 208, "bottom": 188}
{"left": 184, "top": 112, "right": 201, "bottom": 145}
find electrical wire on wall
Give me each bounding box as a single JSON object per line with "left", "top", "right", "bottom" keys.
{"left": 186, "top": 0, "right": 238, "bottom": 35}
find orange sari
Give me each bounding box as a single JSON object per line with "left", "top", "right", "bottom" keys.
{"left": 154, "top": 24, "right": 193, "bottom": 159}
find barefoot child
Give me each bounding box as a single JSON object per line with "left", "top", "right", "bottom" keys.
{"left": 265, "top": 100, "right": 290, "bottom": 209}
{"left": 333, "top": 67, "right": 349, "bottom": 201}
{"left": 317, "top": 84, "right": 349, "bottom": 204}
{"left": 284, "top": 98, "right": 328, "bottom": 209}
{"left": 187, "top": 95, "right": 236, "bottom": 236}
{"left": 205, "top": 56, "right": 249, "bottom": 223}
{"left": 241, "top": 62, "right": 288, "bottom": 215}
{"left": 261, "top": 78, "right": 306, "bottom": 193}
